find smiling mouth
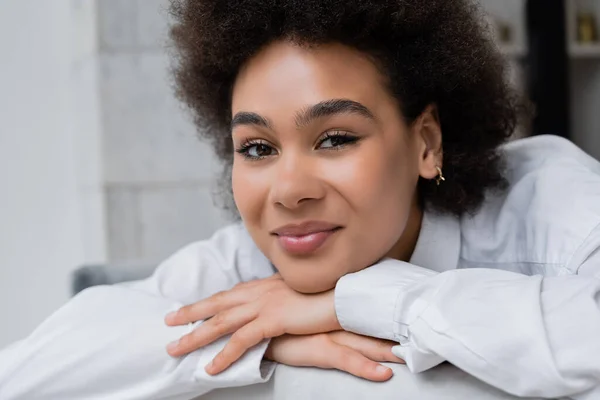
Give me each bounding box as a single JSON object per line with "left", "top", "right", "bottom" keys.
{"left": 274, "top": 227, "right": 342, "bottom": 255}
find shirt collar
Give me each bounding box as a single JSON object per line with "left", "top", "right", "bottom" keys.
{"left": 409, "top": 209, "right": 461, "bottom": 272}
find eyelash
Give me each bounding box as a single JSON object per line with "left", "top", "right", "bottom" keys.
{"left": 235, "top": 131, "right": 360, "bottom": 161}
{"left": 235, "top": 139, "right": 273, "bottom": 160}
{"left": 319, "top": 131, "right": 360, "bottom": 150}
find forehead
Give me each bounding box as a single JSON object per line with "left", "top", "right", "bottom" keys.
{"left": 231, "top": 41, "right": 389, "bottom": 115}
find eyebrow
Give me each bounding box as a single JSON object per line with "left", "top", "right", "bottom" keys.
{"left": 230, "top": 98, "right": 376, "bottom": 131}
{"left": 231, "top": 112, "right": 272, "bottom": 130}
{"left": 294, "top": 99, "right": 376, "bottom": 128}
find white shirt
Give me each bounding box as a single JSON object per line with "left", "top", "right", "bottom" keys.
{"left": 1, "top": 135, "right": 600, "bottom": 400}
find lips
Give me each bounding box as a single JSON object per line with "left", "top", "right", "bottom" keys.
{"left": 271, "top": 221, "right": 342, "bottom": 255}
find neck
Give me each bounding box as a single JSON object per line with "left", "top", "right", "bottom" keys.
{"left": 385, "top": 197, "right": 423, "bottom": 262}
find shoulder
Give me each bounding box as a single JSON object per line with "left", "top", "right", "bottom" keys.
{"left": 151, "top": 223, "right": 274, "bottom": 303}
{"left": 460, "top": 135, "right": 600, "bottom": 273}
{"left": 502, "top": 134, "right": 600, "bottom": 179}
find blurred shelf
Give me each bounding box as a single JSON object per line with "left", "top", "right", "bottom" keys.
{"left": 569, "top": 43, "right": 600, "bottom": 58}
{"left": 499, "top": 43, "right": 527, "bottom": 58}
{"left": 497, "top": 43, "right": 600, "bottom": 59}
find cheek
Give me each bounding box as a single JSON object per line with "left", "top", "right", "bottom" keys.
{"left": 333, "top": 141, "right": 414, "bottom": 215}
{"left": 232, "top": 161, "right": 281, "bottom": 267}
{"left": 232, "top": 163, "right": 266, "bottom": 224}
{"left": 328, "top": 141, "right": 417, "bottom": 269}
{"left": 231, "top": 165, "right": 246, "bottom": 213}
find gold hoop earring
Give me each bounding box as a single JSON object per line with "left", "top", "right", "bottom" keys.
{"left": 435, "top": 166, "right": 445, "bottom": 186}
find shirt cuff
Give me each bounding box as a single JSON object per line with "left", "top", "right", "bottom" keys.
{"left": 334, "top": 259, "right": 437, "bottom": 342}
{"left": 179, "top": 321, "right": 275, "bottom": 388}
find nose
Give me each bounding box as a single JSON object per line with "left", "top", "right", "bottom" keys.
{"left": 270, "top": 153, "right": 326, "bottom": 210}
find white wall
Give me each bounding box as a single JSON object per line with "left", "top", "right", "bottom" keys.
{"left": 0, "top": 0, "right": 230, "bottom": 348}
{"left": 0, "top": 0, "right": 105, "bottom": 348}
{"left": 0, "top": 0, "right": 229, "bottom": 348}
{"left": 98, "top": 0, "right": 229, "bottom": 264}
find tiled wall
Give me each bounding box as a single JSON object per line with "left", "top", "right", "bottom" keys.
{"left": 73, "top": 0, "right": 106, "bottom": 263}
{"left": 98, "top": 0, "right": 230, "bottom": 263}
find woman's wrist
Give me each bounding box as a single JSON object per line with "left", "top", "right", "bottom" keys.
{"left": 321, "top": 289, "right": 342, "bottom": 332}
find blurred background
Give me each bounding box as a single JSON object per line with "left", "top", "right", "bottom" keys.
{"left": 0, "top": 0, "right": 599, "bottom": 348}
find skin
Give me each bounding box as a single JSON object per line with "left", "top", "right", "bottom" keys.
{"left": 166, "top": 40, "right": 443, "bottom": 380}
{"left": 231, "top": 40, "right": 442, "bottom": 293}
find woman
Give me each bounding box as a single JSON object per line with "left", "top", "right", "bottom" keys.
{"left": 2, "top": 0, "right": 600, "bottom": 399}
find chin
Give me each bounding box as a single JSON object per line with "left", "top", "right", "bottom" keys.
{"left": 267, "top": 248, "right": 347, "bottom": 294}
{"left": 282, "top": 271, "right": 338, "bottom": 294}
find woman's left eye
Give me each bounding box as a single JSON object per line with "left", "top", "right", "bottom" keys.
{"left": 317, "top": 132, "right": 359, "bottom": 150}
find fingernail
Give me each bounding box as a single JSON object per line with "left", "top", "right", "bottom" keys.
{"left": 165, "top": 311, "right": 177, "bottom": 323}
{"left": 166, "top": 340, "right": 179, "bottom": 352}
{"left": 376, "top": 365, "right": 391, "bottom": 374}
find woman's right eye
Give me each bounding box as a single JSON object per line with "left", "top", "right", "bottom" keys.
{"left": 236, "top": 142, "right": 277, "bottom": 160}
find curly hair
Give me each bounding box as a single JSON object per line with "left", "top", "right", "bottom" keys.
{"left": 168, "top": 0, "right": 526, "bottom": 216}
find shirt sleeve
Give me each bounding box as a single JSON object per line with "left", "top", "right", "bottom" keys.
{"left": 0, "top": 224, "right": 275, "bottom": 400}
{"left": 335, "top": 246, "right": 600, "bottom": 399}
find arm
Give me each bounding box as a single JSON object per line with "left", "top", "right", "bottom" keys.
{"left": 0, "top": 225, "right": 275, "bottom": 400}
{"left": 335, "top": 238, "right": 600, "bottom": 399}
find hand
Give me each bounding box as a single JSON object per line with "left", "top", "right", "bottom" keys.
{"left": 164, "top": 275, "right": 342, "bottom": 374}
{"left": 266, "top": 331, "right": 405, "bottom": 382}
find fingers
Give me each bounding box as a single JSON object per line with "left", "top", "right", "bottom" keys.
{"left": 329, "top": 331, "right": 405, "bottom": 364}
{"left": 266, "top": 335, "right": 394, "bottom": 382}
{"left": 165, "top": 290, "right": 248, "bottom": 326}
{"left": 206, "top": 320, "right": 281, "bottom": 375}
{"left": 318, "top": 338, "right": 394, "bottom": 382}
{"left": 167, "top": 304, "right": 257, "bottom": 357}
{"left": 264, "top": 334, "right": 326, "bottom": 367}
{"left": 165, "top": 278, "right": 282, "bottom": 326}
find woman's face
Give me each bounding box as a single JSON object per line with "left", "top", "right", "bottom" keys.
{"left": 231, "top": 41, "right": 441, "bottom": 293}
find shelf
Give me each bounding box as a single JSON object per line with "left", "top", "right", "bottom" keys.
{"left": 496, "top": 43, "right": 600, "bottom": 59}
{"left": 569, "top": 43, "right": 600, "bottom": 59}
{"left": 499, "top": 43, "right": 527, "bottom": 58}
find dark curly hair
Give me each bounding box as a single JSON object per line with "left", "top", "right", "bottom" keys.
{"left": 168, "top": 0, "right": 526, "bottom": 216}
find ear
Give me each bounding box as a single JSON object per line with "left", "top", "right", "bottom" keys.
{"left": 413, "top": 104, "right": 443, "bottom": 180}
